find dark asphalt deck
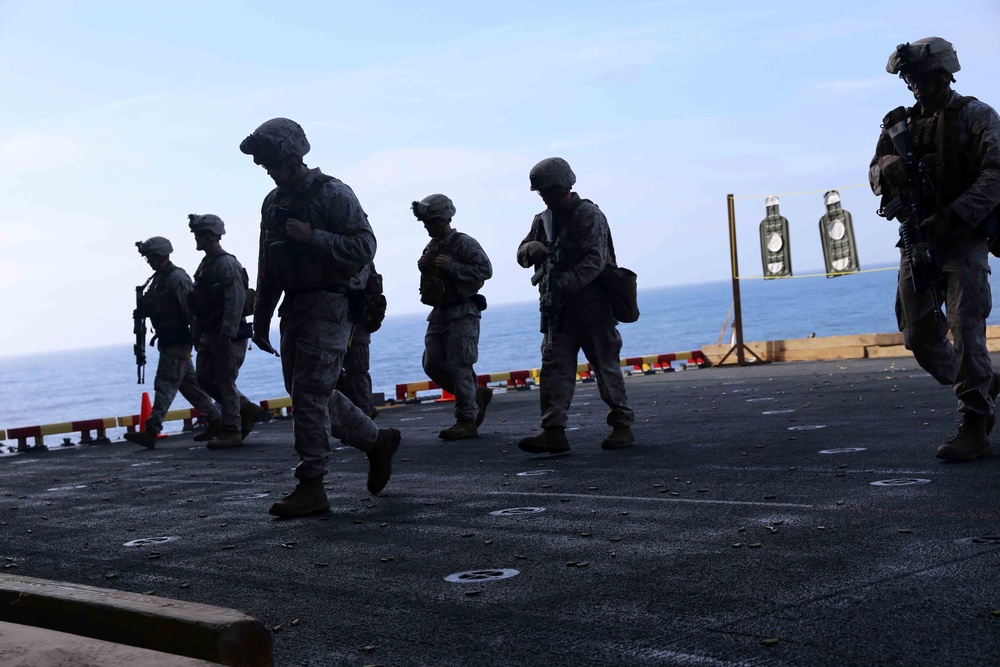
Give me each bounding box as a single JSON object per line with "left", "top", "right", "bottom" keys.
{"left": 2, "top": 358, "right": 1000, "bottom": 667}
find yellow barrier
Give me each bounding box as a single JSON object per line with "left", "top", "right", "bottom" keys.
{"left": 7, "top": 418, "right": 117, "bottom": 449}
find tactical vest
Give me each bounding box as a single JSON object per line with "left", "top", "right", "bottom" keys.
{"left": 418, "top": 232, "right": 480, "bottom": 307}
{"left": 142, "top": 266, "right": 193, "bottom": 347}
{"left": 907, "top": 96, "right": 979, "bottom": 213}
{"left": 548, "top": 197, "right": 598, "bottom": 272}
{"left": 190, "top": 253, "right": 250, "bottom": 329}
{"left": 261, "top": 173, "right": 360, "bottom": 292}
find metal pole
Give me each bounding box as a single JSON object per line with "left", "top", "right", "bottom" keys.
{"left": 727, "top": 194, "right": 746, "bottom": 365}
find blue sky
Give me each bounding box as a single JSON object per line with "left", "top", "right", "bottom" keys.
{"left": 1, "top": 0, "right": 998, "bottom": 356}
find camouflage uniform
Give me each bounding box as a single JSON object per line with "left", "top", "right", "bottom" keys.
{"left": 144, "top": 262, "right": 220, "bottom": 435}
{"left": 192, "top": 247, "right": 253, "bottom": 434}
{"left": 255, "top": 168, "right": 380, "bottom": 480}
{"left": 517, "top": 193, "right": 634, "bottom": 431}
{"left": 338, "top": 322, "right": 375, "bottom": 418}
{"left": 870, "top": 65, "right": 1000, "bottom": 422}
{"left": 336, "top": 263, "right": 381, "bottom": 419}
{"left": 419, "top": 230, "right": 493, "bottom": 422}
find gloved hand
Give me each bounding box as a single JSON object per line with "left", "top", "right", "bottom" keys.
{"left": 523, "top": 241, "right": 548, "bottom": 264}
{"left": 252, "top": 316, "right": 279, "bottom": 356}
{"left": 878, "top": 155, "right": 908, "bottom": 188}
{"left": 919, "top": 208, "right": 954, "bottom": 242}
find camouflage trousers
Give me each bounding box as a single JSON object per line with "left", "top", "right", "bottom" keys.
{"left": 423, "top": 315, "right": 481, "bottom": 422}
{"left": 895, "top": 237, "right": 993, "bottom": 417}
{"left": 336, "top": 325, "right": 375, "bottom": 418}
{"left": 147, "top": 343, "right": 220, "bottom": 435}
{"left": 196, "top": 334, "right": 250, "bottom": 432}
{"left": 279, "top": 302, "right": 378, "bottom": 481}
{"left": 539, "top": 299, "right": 634, "bottom": 429}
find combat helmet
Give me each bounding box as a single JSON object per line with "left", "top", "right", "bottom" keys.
{"left": 529, "top": 157, "right": 576, "bottom": 191}
{"left": 887, "top": 37, "right": 960, "bottom": 77}
{"left": 188, "top": 214, "right": 226, "bottom": 236}
{"left": 239, "top": 118, "right": 311, "bottom": 164}
{"left": 411, "top": 194, "right": 456, "bottom": 222}
{"left": 136, "top": 236, "right": 173, "bottom": 257}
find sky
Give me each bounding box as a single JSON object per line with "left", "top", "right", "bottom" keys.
{"left": 1, "top": 0, "right": 998, "bottom": 357}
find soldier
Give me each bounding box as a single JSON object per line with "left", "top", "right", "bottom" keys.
{"left": 126, "top": 237, "right": 223, "bottom": 448}
{"left": 870, "top": 37, "right": 1000, "bottom": 462}
{"left": 188, "top": 214, "right": 262, "bottom": 450}
{"left": 335, "top": 262, "right": 386, "bottom": 421}
{"left": 413, "top": 194, "right": 494, "bottom": 440}
{"left": 240, "top": 118, "right": 400, "bottom": 517}
{"left": 516, "top": 158, "right": 635, "bottom": 453}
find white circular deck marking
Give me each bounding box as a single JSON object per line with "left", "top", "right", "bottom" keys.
{"left": 746, "top": 397, "right": 774, "bottom": 402}
{"left": 819, "top": 448, "right": 867, "bottom": 454}
{"left": 762, "top": 409, "right": 795, "bottom": 415}
{"left": 516, "top": 470, "right": 556, "bottom": 477}
{"left": 46, "top": 484, "right": 88, "bottom": 492}
{"left": 489, "top": 507, "right": 546, "bottom": 516}
{"left": 444, "top": 569, "right": 519, "bottom": 583}
{"left": 223, "top": 493, "right": 270, "bottom": 501}
{"left": 954, "top": 535, "right": 1000, "bottom": 545}
{"left": 400, "top": 417, "right": 424, "bottom": 422}
{"left": 788, "top": 425, "right": 826, "bottom": 431}
{"left": 870, "top": 478, "right": 931, "bottom": 486}
{"left": 124, "top": 536, "right": 179, "bottom": 547}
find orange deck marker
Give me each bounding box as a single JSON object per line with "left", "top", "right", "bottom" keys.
{"left": 435, "top": 388, "right": 456, "bottom": 402}
{"left": 138, "top": 392, "right": 152, "bottom": 431}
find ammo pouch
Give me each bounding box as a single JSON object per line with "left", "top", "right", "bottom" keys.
{"left": 188, "top": 285, "right": 223, "bottom": 318}
{"left": 237, "top": 320, "right": 253, "bottom": 340}
{"left": 153, "top": 325, "right": 192, "bottom": 349}
{"left": 347, "top": 289, "right": 367, "bottom": 324}
{"left": 419, "top": 273, "right": 445, "bottom": 307}
{"left": 269, "top": 241, "right": 358, "bottom": 293}
{"left": 472, "top": 294, "right": 487, "bottom": 311}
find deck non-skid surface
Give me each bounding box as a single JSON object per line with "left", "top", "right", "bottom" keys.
{"left": 2, "top": 358, "right": 999, "bottom": 666}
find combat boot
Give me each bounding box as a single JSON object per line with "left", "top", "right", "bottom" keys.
{"left": 207, "top": 429, "right": 243, "bottom": 450}
{"left": 193, "top": 420, "right": 223, "bottom": 442}
{"left": 241, "top": 402, "right": 263, "bottom": 438}
{"left": 475, "top": 386, "right": 493, "bottom": 427}
{"left": 988, "top": 371, "right": 1000, "bottom": 435}
{"left": 439, "top": 420, "right": 478, "bottom": 440}
{"left": 367, "top": 428, "right": 401, "bottom": 494}
{"left": 601, "top": 426, "right": 636, "bottom": 450}
{"left": 936, "top": 414, "right": 992, "bottom": 462}
{"left": 268, "top": 477, "right": 330, "bottom": 517}
{"left": 517, "top": 428, "right": 570, "bottom": 454}
{"left": 124, "top": 429, "right": 157, "bottom": 449}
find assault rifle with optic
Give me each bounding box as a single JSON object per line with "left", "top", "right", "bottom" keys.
{"left": 133, "top": 275, "right": 154, "bottom": 384}
{"left": 530, "top": 211, "right": 565, "bottom": 350}
{"left": 877, "top": 105, "right": 943, "bottom": 319}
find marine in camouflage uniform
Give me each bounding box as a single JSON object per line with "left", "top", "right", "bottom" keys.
{"left": 125, "top": 237, "right": 221, "bottom": 449}
{"left": 870, "top": 37, "right": 1000, "bottom": 461}
{"left": 335, "top": 262, "right": 383, "bottom": 420}
{"left": 241, "top": 118, "right": 400, "bottom": 517}
{"left": 188, "top": 214, "right": 261, "bottom": 450}
{"left": 516, "top": 158, "right": 635, "bottom": 454}
{"left": 413, "top": 194, "right": 494, "bottom": 440}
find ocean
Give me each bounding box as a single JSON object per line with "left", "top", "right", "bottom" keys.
{"left": 2, "top": 262, "right": 998, "bottom": 441}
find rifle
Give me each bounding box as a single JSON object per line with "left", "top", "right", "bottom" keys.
{"left": 133, "top": 275, "right": 154, "bottom": 384}
{"left": 877, "top": 106, "right": 943, "bottom": 319}
{"left": 530, "top": 211, "right": 565, "bottom": 350}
